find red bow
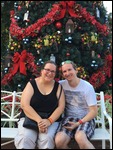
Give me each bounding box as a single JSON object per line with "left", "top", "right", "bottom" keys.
{"left": 12, "top": 50, "right": 27, "bottom": 75}
{"left": 58, "top": 1, "right": 79, "bottom": 19}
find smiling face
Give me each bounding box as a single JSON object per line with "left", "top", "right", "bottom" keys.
{"left": 61, "top": 63, "right": 78, "bottom": 81}
{"left": 41, "top": 62, "right": 57, "bottom": 82}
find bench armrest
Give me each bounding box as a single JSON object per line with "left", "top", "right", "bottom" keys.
{"left": 103, "top": 110, "right": 112, "bottom": 139}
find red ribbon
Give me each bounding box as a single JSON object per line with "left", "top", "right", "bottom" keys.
{"left": 58, "top": 1, "right": 79, "bottom": 19}
{"left": 12, "top": 50, "right": 27, "bottom": 75}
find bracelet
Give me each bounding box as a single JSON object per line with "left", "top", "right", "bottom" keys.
{"left": 48, "top": 117, "right": 53, "bottom": 124}
{"left": 78, "top": 119, "right": 83, "bottom": 124}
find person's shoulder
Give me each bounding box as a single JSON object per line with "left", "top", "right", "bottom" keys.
{"left": 29, "top": 78, "right": 38, "bottom": 86}
{"left": 23, "top": 79, "right": 34, "bottom": 91}
{"left": 80, "top": 79, "right": 96, "bottom": 93}
{"left": 58, "top": 79, "right": 66, "bottom": 84}
{"left": 81, "top": 79, "right": 94, "bottom": 88}
{"left": 58, "top": 80, "right": 68, "bottom": 87}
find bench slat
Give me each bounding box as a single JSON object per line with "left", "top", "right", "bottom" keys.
{"left": 91, "top": 128, "right": 110, "bottom": 140}
{"left": 1, "top": 128, "right": 18, "bottom": 138}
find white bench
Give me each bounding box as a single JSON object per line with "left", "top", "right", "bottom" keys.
{"left": 91, "top": 92, "right": 112, "bottom": 149}
{"left": 1, "top": 90, "right": 22, "bottom": 147}
{"left": 1, "top": 91, "right": 112, "bottom": 149}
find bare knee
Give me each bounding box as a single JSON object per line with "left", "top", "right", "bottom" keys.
{"left": 55, "top": 132, "right": 65, "bottom": 148}
{"left": 75, "top": 131, "right": 86, "bottom": 146}
{"left": 74, "top": 131, "right": 95, "bottom": 149}
{"left": 55, "top": 132, "right": 70, "bottom": 149}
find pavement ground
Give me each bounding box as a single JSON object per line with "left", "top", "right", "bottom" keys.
{"left": 1, "top": 139, "right": 110, "bottom": 149}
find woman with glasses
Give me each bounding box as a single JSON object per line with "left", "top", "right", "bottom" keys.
{"left": 14, "top": 60, "right": 65, "bottom": 149}
{"left": 55, "top": 60, "right": 97, "bottom": 149}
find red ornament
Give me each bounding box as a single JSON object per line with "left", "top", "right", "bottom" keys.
{"left": 55, "top": 22, "right": 62, "bottom": 29}
{"left": 18, "top": 6, "right": 21, "bottom": 11}
{"left": 66, "top": 52, "right": 70, "bottom": 56}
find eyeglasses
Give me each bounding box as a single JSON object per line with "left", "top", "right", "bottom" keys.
{"left": 61, "top": 60, "right": 72, "bottom": 66}
{"left": 43, "top": 68, "right": 56, "bottom": 74}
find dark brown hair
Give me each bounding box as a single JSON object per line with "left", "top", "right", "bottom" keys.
{"left": 41, "top": 60, "right": 57, "bottom": 70}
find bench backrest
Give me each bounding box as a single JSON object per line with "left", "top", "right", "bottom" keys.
{"left": 95, "top": 91, "right": 106, "bottom": 129}
{"left": 1, "top": 90, "right": 106, "bottom": 128}
{"left": 1, "top": 90, "right": 22, "bottom": 127}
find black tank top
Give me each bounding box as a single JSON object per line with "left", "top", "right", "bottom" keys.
{"left": 20, "top": 79, "right": 62, "bottom": 121}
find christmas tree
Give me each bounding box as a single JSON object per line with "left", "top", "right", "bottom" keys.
{"left": 1, "top": 1, "right": 112, "bottom": 92}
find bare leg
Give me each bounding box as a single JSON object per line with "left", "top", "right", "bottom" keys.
{"left": 55, "top": 131, "right": 71, "bottom": 149}
{"left": 75, "top": 131, "right": 95, "bottom": 149}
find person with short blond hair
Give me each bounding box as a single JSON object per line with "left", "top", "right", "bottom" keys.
{"left": 55, "top": 60, "right": 97, "bottom": 149}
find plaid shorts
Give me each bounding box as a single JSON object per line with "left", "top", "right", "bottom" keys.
{"left": 57, "top": 116, "right": 96, "bottom": 139}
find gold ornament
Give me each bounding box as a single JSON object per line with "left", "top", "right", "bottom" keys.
{"left": 44, "top": 36, "right": 49, "bottom": 46}
{"left": 91, "top": 32, "right": 98, "bottom": 42}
